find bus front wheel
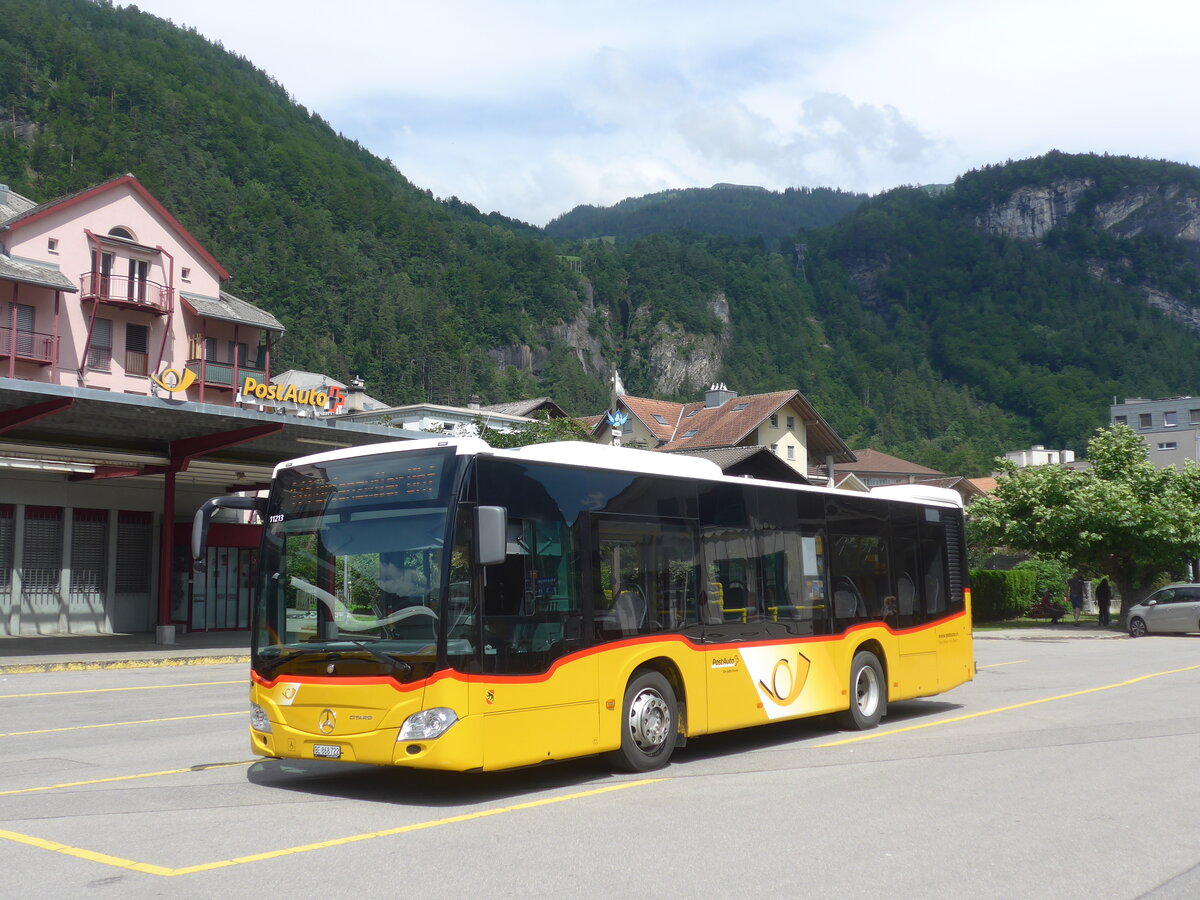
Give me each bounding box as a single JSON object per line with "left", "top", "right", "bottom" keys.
{"left": 838, "top": 651, "right": 885, "bottom": 730}
{"left": 608, "top": 670, "right": 677, "bottom": 772}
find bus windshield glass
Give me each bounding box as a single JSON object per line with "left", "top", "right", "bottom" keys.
{"left": 252, "top": 447, "right": 464, "bottom": 679}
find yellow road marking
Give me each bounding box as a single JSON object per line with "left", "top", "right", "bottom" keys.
{"left": 0, "top": 761, "right": 254, "bottom": 796}
{"left": 819, "top": 662, "right": 1200, "bottom": 747}
{"left": 977, "top": 660, "right": 1027, "bottom": 668}
{"left": 0, "top": 777, "right": 663, "bottom": 877}
{"left": 0, "top": 711, "right": 242, "bottom": 738}
{"left": 0, "top": 681, "right": 243, "bottom": 700}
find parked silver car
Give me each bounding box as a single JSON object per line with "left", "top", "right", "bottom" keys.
{"left": 1128, "top": 584, "right": 1200, "bottom": 636}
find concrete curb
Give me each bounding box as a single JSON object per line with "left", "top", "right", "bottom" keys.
{"left": 0, "top": 654, "right": 251, "bottom": 675}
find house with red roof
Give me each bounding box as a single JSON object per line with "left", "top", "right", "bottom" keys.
{"left": 834, "top": 448, "right": 984, "bottom": 503}
{"left": 590, "top": 382, "right": 856, "bottom": 482}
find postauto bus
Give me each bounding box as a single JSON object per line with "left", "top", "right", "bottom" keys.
{"left": 194, "top": 438, "right": 973, "bottom": 773}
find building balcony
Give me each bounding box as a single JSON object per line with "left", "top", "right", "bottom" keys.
{"left": 80, "top": 273, "right": 172, "bottom": 315}
{"left": 187, "top": 359, "right": 266, "bottom": 391}
{"left": 0, "top": 325, "right": 58, "bottom": 365}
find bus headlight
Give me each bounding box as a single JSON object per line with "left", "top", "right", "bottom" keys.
{"left": 398, "top": 708, "right": 458, "bottom": 740}
{"left": 250, "top": 703, "right": 272, "bottom": 733}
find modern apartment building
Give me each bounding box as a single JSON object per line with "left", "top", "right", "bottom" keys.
{"left": 1111, "top": 397, "right": 1200, "bottom": 469}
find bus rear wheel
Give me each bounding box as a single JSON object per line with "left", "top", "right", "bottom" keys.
{"left": 838, "top": 651, "right": 885, "bottom": 730}
{"left": 608, "top": 670, "right": 677, "bottom": 772}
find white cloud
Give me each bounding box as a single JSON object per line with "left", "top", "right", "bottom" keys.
{"left": 123, "top": 0, "right": 1200, "bottom": 224}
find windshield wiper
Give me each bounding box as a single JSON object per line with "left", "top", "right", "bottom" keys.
{"left": 342, "top": 639, "right": 413, "bottom": 679}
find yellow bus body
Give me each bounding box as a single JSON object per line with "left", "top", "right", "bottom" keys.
{"left": 250, "top": 597, "right": 973, "bottom": 772}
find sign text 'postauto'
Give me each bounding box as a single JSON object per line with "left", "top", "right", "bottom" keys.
{"left": 241, "top": 376, "right": 344, "bottom": 411}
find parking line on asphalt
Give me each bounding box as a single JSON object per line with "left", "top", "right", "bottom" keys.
{"left": 0, "top": 777, "right": 664, "bottom": 877}
{"left": 0, "top": 681, "right": 243, "bottom": 700}
{"left": 977, "top": 660, "right": 1028, "bottom": 668}
{"left": 0, "top": 761, "right": 254, "bottom": 796}
{"left": 0, "top": 711, "right": 242, "bottom": 738}
{"left": 818, "top": 662, "right": 1200, "bottom": 747}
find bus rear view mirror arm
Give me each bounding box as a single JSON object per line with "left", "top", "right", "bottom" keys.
{"left": 476, "top": 505, "right": 507, "bottom": 566}
{"left": 192, "top": 495, "right": 268, "bottom": 569}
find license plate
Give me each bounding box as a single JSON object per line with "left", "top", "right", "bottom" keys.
{"left": 312, "top": 744, "right": 342, "bottom": 759}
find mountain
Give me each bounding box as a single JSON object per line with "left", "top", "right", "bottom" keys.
{"left": 545, "top": 184, "right": 866, "bottom": 247}
{"left": 7, "top": 2, "right": 1200, "bottom": 475}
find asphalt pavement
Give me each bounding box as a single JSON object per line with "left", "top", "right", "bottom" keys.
{"left": 0, "top": 622, "right": 1127, "bottom": 674}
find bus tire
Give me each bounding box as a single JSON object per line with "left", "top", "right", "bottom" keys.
{"left": 838, "top": 650, "right": 885, "bottom": 730}
{"left": 607, "top": 670, "right": 677, "bottom": 772}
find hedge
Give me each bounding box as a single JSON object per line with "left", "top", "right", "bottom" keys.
{"left": 970, "top": 569, "right": 1038, "bottom": 621}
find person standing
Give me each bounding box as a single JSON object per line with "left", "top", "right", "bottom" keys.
{"left": 1067, "top": 575, "right": 1085, "bottom": 626}
{"left": 1095, "top": 577, "right": 1113, "bottom": 627}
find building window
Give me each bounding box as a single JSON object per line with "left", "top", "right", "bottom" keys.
{"left": 1164, "top": 411, "right": 1178, "bottom": 427}
{"left": 769, "top": 414, "right": 778, "bottom": 428}
{"left": 733, "top": 402, "right": 748, "bottom": 411}
{"left": 682, "top": 429, "right": 698, "bottom": 438}
{"left": 770, "top": 443, "right": 778, "bottom": 454}
{"left": 685, "top": 409, "right": 698, "bottom": 418}
{"left": 1138, "top": 413, "right": 1152, "bottom": 429}
{"left": 125, "top": 323, "right": 149, "bottom": 376}
{"left": 88, "top": 318, "right": 113, "bottom": 371}
{"left": 108, "top": 226, "right": 135, "bottom": 241}
{"left": 1114, "top": 415, "right": 1127, "bottom": 426}
{"left": 47, "top": 238, "right": 58, "bottom": 253}
{"left": 787, "top": 445, "right": 796, "bottom": 460}
{"left": 1190, "top": 409, "right": 1200, "bottom": 426}
{"left": 652, "top": 414, "right": 668, "bottom": 425}
{"left": 181, "top": 267, "right": 191, "bottom": 281}
{"left": 1158, "top": 442, "right": 1177, "bottom": 451}
{"left": 22, "top": 506, "right": 63, "bottom": 595}
{"left": 70, "top": 509, "right": 108, "bottom": 600}
{"left": 6, "top": 302, "right": 34, "bottom": 356}
{"left": 787, "top": 416, "right": 795, "bottom": 429}
{"left": 127, "top": 258, "right": 149, "bottom": 302}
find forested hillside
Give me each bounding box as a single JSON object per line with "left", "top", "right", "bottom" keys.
{"left": 545, "top": 184, "right": 866, "bottom": 247}
{"left": 6, "top": 2, "right": 1200, "bottom": 476}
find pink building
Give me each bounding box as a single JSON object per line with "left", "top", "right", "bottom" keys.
{"left": 0, "top": 176, "right": 415, "bottom": 639}
{"left": 1, "top": 174, "right": 282, "bottom": 398}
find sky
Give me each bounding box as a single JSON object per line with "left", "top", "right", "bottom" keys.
{"left": 124, "top": 0, "right": 1200, "bottom": 227}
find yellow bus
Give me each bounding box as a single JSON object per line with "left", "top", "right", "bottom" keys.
{"left": 195, "top": 437, "right": 973, "bottom": 772}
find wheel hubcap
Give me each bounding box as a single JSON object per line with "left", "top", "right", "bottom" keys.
{"left": 855, "top": 666, "right": 880, "bottom": 717}
{"left": 628, "top": 688, "right": 671, "bottom": 752}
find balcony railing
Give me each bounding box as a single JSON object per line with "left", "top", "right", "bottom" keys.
{"left": 0, "top": 326, "right": 58, "bottom": 365}
{"left": 187, "top": 359, "right": 266, "bottom": 389}
{"left": 80, "top": 273, "right": 171, "bottom": 315}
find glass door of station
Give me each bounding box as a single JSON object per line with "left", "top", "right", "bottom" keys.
{"left": 190, "top": 546, "right": 255, "bottom": 631}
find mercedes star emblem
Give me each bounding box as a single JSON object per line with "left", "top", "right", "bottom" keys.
{"left": 318, "top": 708, "right": 336, "bottom": 734}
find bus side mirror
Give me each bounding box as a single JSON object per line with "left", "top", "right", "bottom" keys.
{"left": 476, "top": 505, "right": 507, "bottom": 566}
{"left": 192, "top": 495, "right": 267, "bottom": 569}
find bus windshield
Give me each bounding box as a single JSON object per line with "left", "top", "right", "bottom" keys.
{"left": 252, "top": 446, "right": 465, "bottom": 680}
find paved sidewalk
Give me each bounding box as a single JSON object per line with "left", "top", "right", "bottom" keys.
{"left": 0, "top": 622, "right": 1127, "bottom": 674}
{"left": 0, "top": 630, "right": 250, "bottom": 673}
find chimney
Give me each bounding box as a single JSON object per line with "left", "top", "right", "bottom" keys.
{"left": 705, "top": 382, "right": 737, "bottom": 408}
{"left": 468, "top": 395, "right": 481, "bottom": 410}
{"left": 345, "top": 376, "right": 366, "bottom": 413}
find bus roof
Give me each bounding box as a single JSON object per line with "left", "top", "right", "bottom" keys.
{"left": 272, "top": 437, "right": 962, "bottom": 509}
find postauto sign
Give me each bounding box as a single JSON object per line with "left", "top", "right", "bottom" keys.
{"left": 241, "top": 376, "right": 345, "bottom": 412}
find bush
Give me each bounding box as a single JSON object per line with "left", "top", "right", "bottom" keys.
{"left": 970, "top": 569, "right": 1038, "bottom": 621}
{"left": 1012, "top": 557, "right": 1072, "bottom": 608}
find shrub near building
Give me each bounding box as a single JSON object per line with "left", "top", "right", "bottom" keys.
{"left": 969, "top": 569, "right": 1038, "bottom": 621}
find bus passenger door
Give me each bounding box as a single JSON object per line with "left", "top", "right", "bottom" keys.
{"left": 474, "top": 515, "right": 599, "bottom": 770}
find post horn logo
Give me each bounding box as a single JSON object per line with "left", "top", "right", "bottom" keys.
{"left": 758, "top": 651, "right": 812, "bottom": 707}
{"left": 150, "top": 367, "right": 197, "bottom": 393}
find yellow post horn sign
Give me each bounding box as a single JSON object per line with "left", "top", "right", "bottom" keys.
{"left": 150, "top": 367, "right": 197, "bottom": 393}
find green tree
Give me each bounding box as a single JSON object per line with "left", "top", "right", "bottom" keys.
{"left": 477, "top": 416, "right": 594, "bottom": 449}
{"left": 968, "top": 425, "right": 1200, "bottom": 616}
